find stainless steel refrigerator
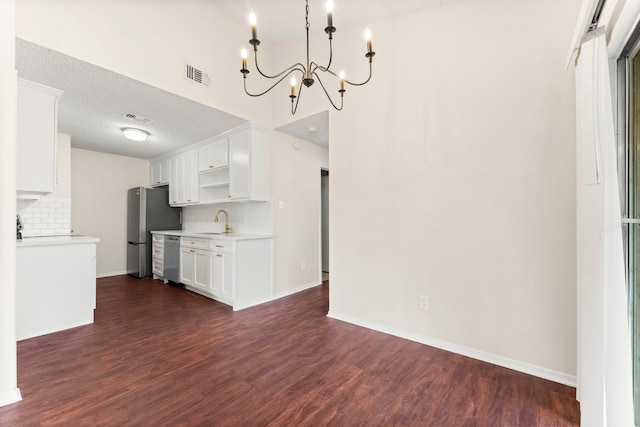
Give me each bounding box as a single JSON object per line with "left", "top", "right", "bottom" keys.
{"left": 127, "top": 187, "right": 182, "bottom": 278}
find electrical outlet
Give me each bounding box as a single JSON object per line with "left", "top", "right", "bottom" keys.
{"left": 301, "top": 261, "right": 307, "bottom": 270}
{"left": 419, "top": 295, "right": 429, "bottom": 310}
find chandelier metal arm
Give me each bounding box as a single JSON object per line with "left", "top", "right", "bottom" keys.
{"left": 244, "top": 68, "right": 304, "bottom": 97}
{"left": 313, "top": 71, "right": 343, "bottom": 111}
{"left": 291, "top": 83, "right": 304, "bottom": 115}
{"left": 311, "top": 59, "right": 373, "bottom": 87}
{"left": 343, "top": 61, "right": 373, "bottom": 87}
{"left": 309, "top": 37, "right": 334, "bottom": 76}
{"left": 253, "top": 50, "right": 306, "bottom": 80}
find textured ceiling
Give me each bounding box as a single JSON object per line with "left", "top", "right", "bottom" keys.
{"left": 15, "top": 39, "right": 247, "bottom": 160}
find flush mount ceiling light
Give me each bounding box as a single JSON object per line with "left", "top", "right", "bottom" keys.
{"left": 122, "top": 128, "right": 150, "bottom": 142}
{"left": 240, "top": 0, "right": 376, "bottom": 115}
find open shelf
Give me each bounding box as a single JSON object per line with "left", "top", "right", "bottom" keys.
{"left": 200, "top": 181, "right": 229, "bottom": 189}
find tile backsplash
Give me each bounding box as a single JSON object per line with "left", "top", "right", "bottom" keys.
{"left": 182, "top": 202, "right": 272, "bottom": 235}
{"left": 17, "top": 197, "right": 71, "bottom": 237}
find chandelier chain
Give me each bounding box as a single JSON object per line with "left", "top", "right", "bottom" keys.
{"left": 305, "top": 0, "right": 310, "bottom": 31}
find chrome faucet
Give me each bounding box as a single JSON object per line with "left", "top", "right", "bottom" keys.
{"left": 214, "top": 209, "right": 232, "bottom": 233}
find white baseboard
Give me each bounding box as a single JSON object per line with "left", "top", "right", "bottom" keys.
{"left": 96, "top": 270, "right": 127, "bottom": 278}
{"left": 0, "top": 388, "right": 22, "bottom": 408}
{"left": 273, "top": 280, "right": 322, "bottom": 300}
{"left": 327, "top": 311, "right": 577, "bottom": 387}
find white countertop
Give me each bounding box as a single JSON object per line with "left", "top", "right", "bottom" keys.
{"left": 152, "top": 230, "right": 274, "bottom": 241}
{"left": 17, "top": 235, "right": 100, "bottom": 248}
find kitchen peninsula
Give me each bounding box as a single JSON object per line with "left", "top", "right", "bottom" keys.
{"left": 16, "top": 235, "right": 99, "bottom": 340}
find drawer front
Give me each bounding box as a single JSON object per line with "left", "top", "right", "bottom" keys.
{"left": 180, "top": 237, "right": 209, "bottom": 250}
{"left": 152, "top": 259, "right": 164, "bottom": 276}
{"left": 152, "top": 243, "right": 164, "bottom": 257}
{"left": 152, "top": 234, "right": 165, "bottom": 243}
{"left": 209, "top": 240, "right": 234, "bottom": 253}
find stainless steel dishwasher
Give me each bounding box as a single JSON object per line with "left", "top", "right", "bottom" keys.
{"left": 163, "top": 236, "right": 180, "bottom": 284}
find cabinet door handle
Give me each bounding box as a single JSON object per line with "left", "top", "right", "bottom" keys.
{"left": 217, "top": 254, "right": 222, "bottom": 257}
{"left": 209, "top": 165, "right": 214, "bottom": 169}
{"left": 215, "top": 245, "right": 224, "bottom": 248}
{"left": 190, "top": 249, "right": 195, "bottom": 253}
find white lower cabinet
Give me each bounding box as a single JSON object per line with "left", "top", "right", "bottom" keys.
{"left": 210, "top": 251, "right": 233, "bottom": 305}
{"left": 193, "top": 250, "right": 212, "bottom": 291}
{"left": 151, "top": 233, "right": 165, "bottom": 279}
{"left": 180, "top": 246, "right": 196, "bottom": 286}
{"left": 178, "top": 235, "right": 273, "bottom": 310}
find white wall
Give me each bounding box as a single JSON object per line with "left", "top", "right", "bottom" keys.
{"left": 270, "top": 131, "right": 329, "bottom": 296}
{"left": 70, "top": 148, "right": 150, "bottom": 277}
{"left": 273, "top": 0, "right": 581, "bottom": 383}
{"left": 15, "top": 0, "right": 272, "bottom": 127}
{"left": 0, "top": 0, "right": 21, "bottom": 408}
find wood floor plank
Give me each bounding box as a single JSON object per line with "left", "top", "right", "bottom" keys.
{"left": 0, "top": 275, "right": 579, "bottom": 426}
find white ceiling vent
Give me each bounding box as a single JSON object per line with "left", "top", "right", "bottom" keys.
{"left": 184, "top": 62, "right": 211, "bottom": 87}
{"left": 122, "top": 113, "right": 153, "bottom": 124}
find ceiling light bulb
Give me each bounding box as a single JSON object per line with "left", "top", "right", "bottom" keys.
{"left": 122, "top": 128, "right": 149, "bottom": 142}
{"left": 326, "top": 0, "right": 334, "bottom": 13}
{"left": 241, "top": 47, "right": 247, "bottom": 59}
{"left": 249, "top": 11, "right": 256, "bottom": 26}
{"left": 339, "top": 70, "right": 345, "bottom": 80}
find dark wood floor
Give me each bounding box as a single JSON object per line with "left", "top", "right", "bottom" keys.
{"left": 0, "top": 275, "right": 579, "bottom": 426}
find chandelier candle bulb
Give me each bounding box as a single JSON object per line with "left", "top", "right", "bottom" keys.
{"left": 365, "top": 28, "right": 372, "bottom": 54}
{"left": 241, "top": 48, "right": 247, "bottom": 71}
{"left": 291, "top": 77, "right": 296, "bottom": 96}
{"left": 339, "top": 71, "right": 345, "bottom": 92}
{"left": 249, "top": 11, "right": 258, "bottom": 41}
{"left": 326, "top": 0, "right": 333, "bottom": 28}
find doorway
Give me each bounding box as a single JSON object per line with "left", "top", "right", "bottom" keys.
{"left": 321, "top": 168, "right": 329, "bottom": 282}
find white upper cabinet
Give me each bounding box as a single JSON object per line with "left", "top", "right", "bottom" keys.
{"left": 150, "top": 158, "right": 170, "bottom": 187}
{"left": 159, "top": 123, "right": 269, "bottom": 206}
{"left": 17, "top": 79, "right": 63, "bottom": 195}
{"left": 229, "top": 125, "right": 269, "bottom": 201}
{"left": 169, "top": 150, "right": 199, "bottom": 206}
{"left": 198, "top": 138, "right": 228, "bottom": 172}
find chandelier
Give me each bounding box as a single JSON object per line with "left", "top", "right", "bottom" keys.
{"left": 240, "top": 0, "right": 376, "bottom": 115}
